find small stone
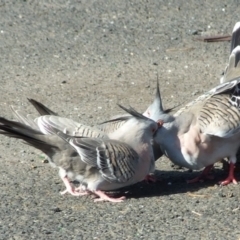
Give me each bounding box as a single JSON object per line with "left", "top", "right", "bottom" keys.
{"left": 42, "top": 159, "right": 49, "bottom": 163}
{"left": 191, "top": 30, "right": 199, "bottom": 35}
{"left": 192, "top": 90, "right": 199, "bottom": 96}
{"left": 52, "top": 207, "right": 62, "bottom": 213}
{"left": 227, "top": 192, "right": 234, "bottom": 198}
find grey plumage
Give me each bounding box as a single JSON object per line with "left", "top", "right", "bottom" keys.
{"left": 28, "top": 98, "right": 58, "bottom": 116}
{"left": 0, "top": 117, "right": 85, "bottom": 195}
{"left": 12, "top": 105, "right": 107, "bottom": 139}
{"left": 141, "top": 22, "right": 240, "bottom": 184}
{"left": 96, "top": 118, "right": 127, "bottom": 134}
{"left": 57, "top": 132, "right": 139, "bottom": 184}
{"left": 97, "top": 104, "right": 153, "bottom": 133}
{"left": 0, "top": 104, "right": 160, "bottom": 202}
{"left": 152, "top": 44, "right": 240, "bottom": 185}
{"left": 143, "top": 79, "right": 173, "bottom": 123}
{"left": 231, "top": 22, "right": 240, "bottom": 55}
{"left": 221, "top": 22, "right": 240, "bottom": 83}
{"left": 141, "top": 79, "right": 175, "bottom": 160}
{"left": 27, "top": 98, "right": 164, "bottom": 162}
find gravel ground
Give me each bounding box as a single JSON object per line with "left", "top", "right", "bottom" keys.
{"left": 1, "top": 0, "right": 240, "bottom": 239}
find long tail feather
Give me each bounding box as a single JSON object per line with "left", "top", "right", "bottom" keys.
{"left": 0, "top": 117, "right": 58, "bottom": 155}
{"left": 28, "top": 98, "right": 58, "bottom": 116}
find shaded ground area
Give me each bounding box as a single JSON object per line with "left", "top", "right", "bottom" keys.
{"left": 0, "top": 1, "right": 240, "bottom": 239}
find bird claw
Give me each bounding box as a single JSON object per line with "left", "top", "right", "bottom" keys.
{"left": 60, "top": 181, "right": 89, "bottom": 196}
{"left": 60, "top": 187, "right": 89, "bottom": 196}
{"left": 93, "top": 190, "right": 126, "bottom": 203}
{"left": 94, "top": 196, "right": 125, "bottom": 203}
{"left": 60, "top": 189, "right": 69, "bottom": 195}
{"left": 219, "top": 162, "right": 238, "bottom": 186}
{"left": 219, "top": 177, "right": 238, "bottom": 186}
{"left": 144, "top": 174, "right": 158, "bottom": 183}
{"left": 60, "top": 176, "right": 89, "bottom": 196}
{"left": 187, "top": 174, "right": 214, "bottom": 183}
{"left": 187, "top": 165, "right": 214, "bottom": 184}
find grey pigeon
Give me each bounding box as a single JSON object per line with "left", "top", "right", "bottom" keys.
{"left": 8, "top": 105, "right": 110, "bottom": 195}
{"left": 150, "top": 45, "right": 240, "bottom": 185}
{"left": 27, "top": 98, "right": 165, "bottom": 162}
{"left": 19, "top": 99, "right": 161, "bottom": 182}
{"left": 0, "top": 105, "right": 161, "bottom": 202}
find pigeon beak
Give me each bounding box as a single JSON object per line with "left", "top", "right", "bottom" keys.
{"left": 157, "top": 119, "right": 164, "bottom": 128}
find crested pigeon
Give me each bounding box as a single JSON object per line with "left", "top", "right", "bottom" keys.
{"left": 0, "top": 105, "right": 161, "bottom": 202}
{"left": 1, "top": 109, "right": 109, "bottom": 197}
{"left": 23, "top": 99, "right": 161, "bottom": 182}
{"left": 21, "top": 99, "right": 163, "bottom": 169}
{"left": 10, "top": 104, "right": 108, "bottom": 195}
{"left": 28, "top": 98, "right": 165, "bottom": 162}
{"left": 149, "top": 44, "right": 240, "bottom": 185}
{"left": 140, "top": 22, "right": 240, "bottom": 185}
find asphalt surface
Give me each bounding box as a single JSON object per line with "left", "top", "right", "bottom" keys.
{"left": 0, "top": 1, "right": 240, "bottom": 239}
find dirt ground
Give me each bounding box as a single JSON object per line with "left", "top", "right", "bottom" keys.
{"left": 1, "top": 0, "right": 240, "bottom": 239}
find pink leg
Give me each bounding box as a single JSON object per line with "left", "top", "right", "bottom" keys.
{"left": 60, "top": 176, "right": 89, "bottom": 196}
{"left": 75, "top": 184, "right": 86, "bottom": 192}
{"left": 219, "top": 162, "right": 238, "bottom": 186}
{"left": 93, "top": 190, "right": 126, "bottom": 203}
{"left": 145, "top": 174, "right": 157, "bottom": 183}
{"left": 187, "top": 164, "right": 214, "bottom": 184}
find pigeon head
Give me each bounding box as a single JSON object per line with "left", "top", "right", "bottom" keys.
{"left": 143, "top": 78, "right": 175, "bottom": 123}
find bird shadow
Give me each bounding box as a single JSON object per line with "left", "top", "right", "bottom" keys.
{"left": 106, "top": 167, "right": 240, "bottom": 200}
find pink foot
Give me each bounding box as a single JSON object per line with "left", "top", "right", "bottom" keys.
{"left": 219, "top": 162, "right": 238, "bottom": 186}
{"left": 60, "top": 188, "right": 89, "bottom": 196}
{"left": 187, "top": 165, "right": 214, "bottom": 184}
{"left": 145, "top": 174, "right": 157, "bottom": 183}
{"left": 60, "top": 176, "right": 88, "bottom": 196}
{"left": 93, "top": 190, "right": 126, "bottom": 203}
